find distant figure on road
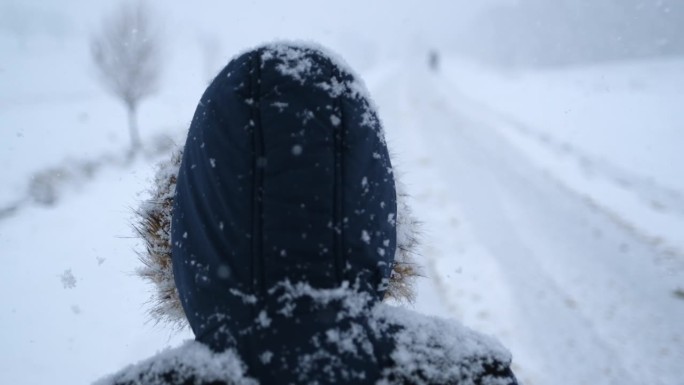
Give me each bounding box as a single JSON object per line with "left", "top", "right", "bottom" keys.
{"left": 428, "top": 49, "right": 440, "bottom": 72}
{"left": 95, "top": 42, "right": 518, "bottom": 385}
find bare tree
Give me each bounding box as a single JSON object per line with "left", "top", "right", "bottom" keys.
{"left": 91, "top": 1, "right": 162, "bottom": 155}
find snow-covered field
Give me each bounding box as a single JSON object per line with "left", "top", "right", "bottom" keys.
{"left": 2, "top": 4, "right": 683, "bottom": 384}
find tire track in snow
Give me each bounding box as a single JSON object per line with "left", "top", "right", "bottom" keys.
{"left": 371, "top": 70, "right": 466, "bottom": 322}
{"left": 460, "top": 98, "right": 684, "bottom": 219}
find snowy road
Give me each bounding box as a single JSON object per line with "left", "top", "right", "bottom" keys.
{"left": 372, "top": 64, "right": 684, "bottom": 385}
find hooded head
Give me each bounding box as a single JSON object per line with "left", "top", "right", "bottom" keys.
{"left": 171, "top": 42, "right": 399, "bottom": 340}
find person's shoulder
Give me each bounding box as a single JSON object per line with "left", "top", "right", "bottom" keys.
{"left": 92, "top": 341, "right": 255, "bottom": 385}
{"left": 372, "top": 305, "right": 518, "bottom": 385}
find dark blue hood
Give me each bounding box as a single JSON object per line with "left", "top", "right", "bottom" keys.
{"left": 171, "top": 43, "right": 397, "bottom": 383}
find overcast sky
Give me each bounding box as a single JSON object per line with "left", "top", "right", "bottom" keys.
{"left": 1, "top": 0, "right": 506, "bottom": 51}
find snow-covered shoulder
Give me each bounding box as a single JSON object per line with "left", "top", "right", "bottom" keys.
{"left": 93, "top": 341, "right": 256, "bottom": 385}
{"left": 93, "top": 304, "right": 513, "bottom": 385}
{"left": 372, "top": 304, "right": 513, "bottom": 385}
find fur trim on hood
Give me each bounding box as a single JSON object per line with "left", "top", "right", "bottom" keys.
{"left": 135, "top": 146, "right": 421, "bottom": 328}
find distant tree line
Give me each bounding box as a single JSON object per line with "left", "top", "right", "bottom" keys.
{"left": 457, "top": 0, "right": 684, "bottom": 67}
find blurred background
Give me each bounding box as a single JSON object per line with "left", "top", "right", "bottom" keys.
{"left": 1, "top": 1, "right": 683, "bottom": 384}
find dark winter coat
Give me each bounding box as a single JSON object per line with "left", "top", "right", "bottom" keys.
{"left": 96, "top": 43, "right": 517, "bottom": 385}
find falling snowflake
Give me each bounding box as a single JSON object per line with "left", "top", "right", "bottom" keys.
{"left": 60, "top": 269, "right": 76, "bottom": 289}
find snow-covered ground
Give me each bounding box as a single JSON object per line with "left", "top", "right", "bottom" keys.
{"left": 441, "top": 57, "right": 684, "bottom": 261}
{"left": 2, "top": 9, "right": 683, "bottom": 384}
{"left": 378, "top": 59, "right": 684, "bottom": 385}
